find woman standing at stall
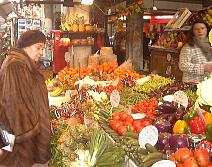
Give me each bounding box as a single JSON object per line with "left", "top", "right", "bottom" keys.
{"left": 179, "top": 21, "right": 212, "bottom": 83}
{"left": 0, "top": 30, "right": 51, "bottom": 167}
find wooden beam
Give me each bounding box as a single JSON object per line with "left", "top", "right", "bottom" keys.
{"left": 24, "top": 0, "right": 80, "bottom": 5}
{"left": 202, "top": 0, "right": 212, "bottom": 7}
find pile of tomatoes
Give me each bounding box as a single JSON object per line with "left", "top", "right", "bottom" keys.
{"left": 131, "top": 98, "right": 158, "bottom": 120}
{"left": 108, "top": 112, "right": 152, "bottom": 135}
{"left": 169, "top": 147, "right": 212, "bottom": 167}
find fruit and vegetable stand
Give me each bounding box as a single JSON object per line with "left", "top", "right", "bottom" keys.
{"left": 150, "top": 7, "right": 212, "bottom": 81}
{"left": 47, "top": 61, "right": 212, "bottom": 167}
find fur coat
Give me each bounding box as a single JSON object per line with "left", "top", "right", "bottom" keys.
{"left": 0, "top": 48, "right": 51, "bottom": 167}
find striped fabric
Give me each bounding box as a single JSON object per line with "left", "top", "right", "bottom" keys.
{"left": 179, "top": 44, "right": 211, "bottom": 83}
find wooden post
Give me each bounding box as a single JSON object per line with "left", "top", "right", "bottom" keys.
{"left": 126, "top": 0, "right": 144, "bottom": 71}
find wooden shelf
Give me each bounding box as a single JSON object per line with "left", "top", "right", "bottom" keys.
{"left": 149, "top": 46, "right": 180, "bottom": 54}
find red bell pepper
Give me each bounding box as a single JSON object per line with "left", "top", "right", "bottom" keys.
{"left": 190, "top": 116, "right": 206, "bottom": 134}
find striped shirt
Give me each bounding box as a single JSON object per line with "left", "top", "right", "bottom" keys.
{"left": 179, "top": 44, "right": 211, "bottom": 83}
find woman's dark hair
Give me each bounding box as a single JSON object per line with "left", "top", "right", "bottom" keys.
{"left": 186, "top": 21, "right": 210, "bottom": 46}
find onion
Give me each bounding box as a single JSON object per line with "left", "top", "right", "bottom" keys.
{"left": 156, "top": 132, "right": 171, "bottom": 150}
{"left": 153, "top": 119, "right": 172, "bottom": 133}
{"left": 169, "top": 134, "right": 190, "bottom": 151}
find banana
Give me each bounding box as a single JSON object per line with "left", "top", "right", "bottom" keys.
{"left": 50, "top": 86, "right": 65, "bottom": 97}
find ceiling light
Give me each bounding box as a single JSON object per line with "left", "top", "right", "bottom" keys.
{"left": 153, "top": 6, "right": 157, "bottom": 11}
{"left": 152, "top": 0, "right": 157, "bottom": 11}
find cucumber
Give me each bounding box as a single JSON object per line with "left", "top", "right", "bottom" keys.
{"left": 123, "top": 131, "right": 139, "bottom": 139}
{"left": 145, "top": 143, "right": 158, "bottom": 153}
{"left": 141, "top": 152, "right": 164, "bottom": 163}
{"left": 138, "top": 148, "right": 149, "bottom": 155}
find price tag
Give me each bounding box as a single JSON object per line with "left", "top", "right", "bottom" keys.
{"left": 138, "top": 125, "right": 158, "bottom": 149}
{"left": 174, "top": 91, "right": 188, "bottom": 108}
{"left": 110, "top": 90, "right": 120, "bottom": 108}
{"left": 152, "top": 160, "right": 176, "bottom": 167}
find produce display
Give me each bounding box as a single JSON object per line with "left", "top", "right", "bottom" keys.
{"left": 48, "top": 64, "right": 212, "bottom": 166}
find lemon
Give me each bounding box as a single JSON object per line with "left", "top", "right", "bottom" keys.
{"left": 209, "top": 29, "right": 212, "bottom": 46}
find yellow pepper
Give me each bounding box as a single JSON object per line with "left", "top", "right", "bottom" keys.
{"left": 204, "top": 112, "right": 212, "bottom": 124}
{"left": 173, "top": 120, "right": 187, "bottom": 134}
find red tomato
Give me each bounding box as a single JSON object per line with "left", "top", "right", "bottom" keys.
{"left": 109, "top": 120, "right": 122, "bottom": 131}
{"left": 177, "top": 163, "right": 183, "bottom": 167}
{"left": 133, "top": 120, "right": 142, "bottom": 129}
{"left": 123, "top": 121, "right": 133, "bottom": 127}
{"left": 125, "top": 115, "right": 134, "bottom": 123}
{"left": 183, "top": 157, "right": 198, "bottom": 167}
{"left": 117, "top": 125, "right": 127, "bottom": 135}
{"left": 168, "top": 154, "right": 176, "bottom": 163}
{"left": 194, "top": 148, "right": 211, "bottom": 167}
{"left": 119, "top": 112, "right": 129, "bottom": 121}
{"left": 174, "top": 148, "right": 193, "bottom": 163}
{"left": 135, "top": 125, "right": 144, "bottom": 134}
{"left": 140, "top": 120, "right": 151, "bottom": 127}
{"left": 112, "top": 113, "right": 121, "bottom": 120}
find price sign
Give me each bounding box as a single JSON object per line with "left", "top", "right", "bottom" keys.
{"left": 138, "top": 125, "right": 158, "bottom": 149}
{"left": 110, "top": 90, "right": 120, "bottom": 107}
{"left": 174, "top": 91, "right": 188, "bottom": 108}
{"left": 152, "top": 160, "right": 176, "bottom": 167}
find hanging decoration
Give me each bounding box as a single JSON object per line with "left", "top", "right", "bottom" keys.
{"left": 116, "top": 0, "right": 143, "bottom": 17}
{"left": 114, "top": 0, "right": 143, "bottom": 32}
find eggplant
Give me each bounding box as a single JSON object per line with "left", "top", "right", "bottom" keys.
{"left": 167, "top": 113, "right": 177, "bottom": 125}
{"left": 175, "top": 106, "right": 186, "bottom": 120}
{"left": 153, "top": 119, "right": 172, "bottom": 133}
{"left": 155, "top": 132, "right": 171, "bottom": 150}
{"left": 160, "top": 101, "right": 177, "bottom": 113}
{"left": 155, "top": 105, "right": 165, "bottom": 115}
{"left": 169, "top": 134, "right": 190, "bottom": 152}
{"left": 158, "top": 113, "right": 171, "bottom": 120}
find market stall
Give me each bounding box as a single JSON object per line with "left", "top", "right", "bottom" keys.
{"left": 47, "top": 58, "right": 212, "bottom": 166}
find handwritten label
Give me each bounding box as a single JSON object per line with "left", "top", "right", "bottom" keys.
{"left": 167, "top": 53, "right": 172, "bottom": 61}
{"left": 166, "top": 66, "right": 172, "bottom": 75}
{"left": 152, "top": 160, "right": 176, "bottom": 167}
{"left": 110, "top": 90, "right": 120, "bottom": 107}
{"left": 174, "top": 91, "right": 188, "bottom": 108}
{"left": 138, "top": 125, "right": 158, "bottom": 149}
